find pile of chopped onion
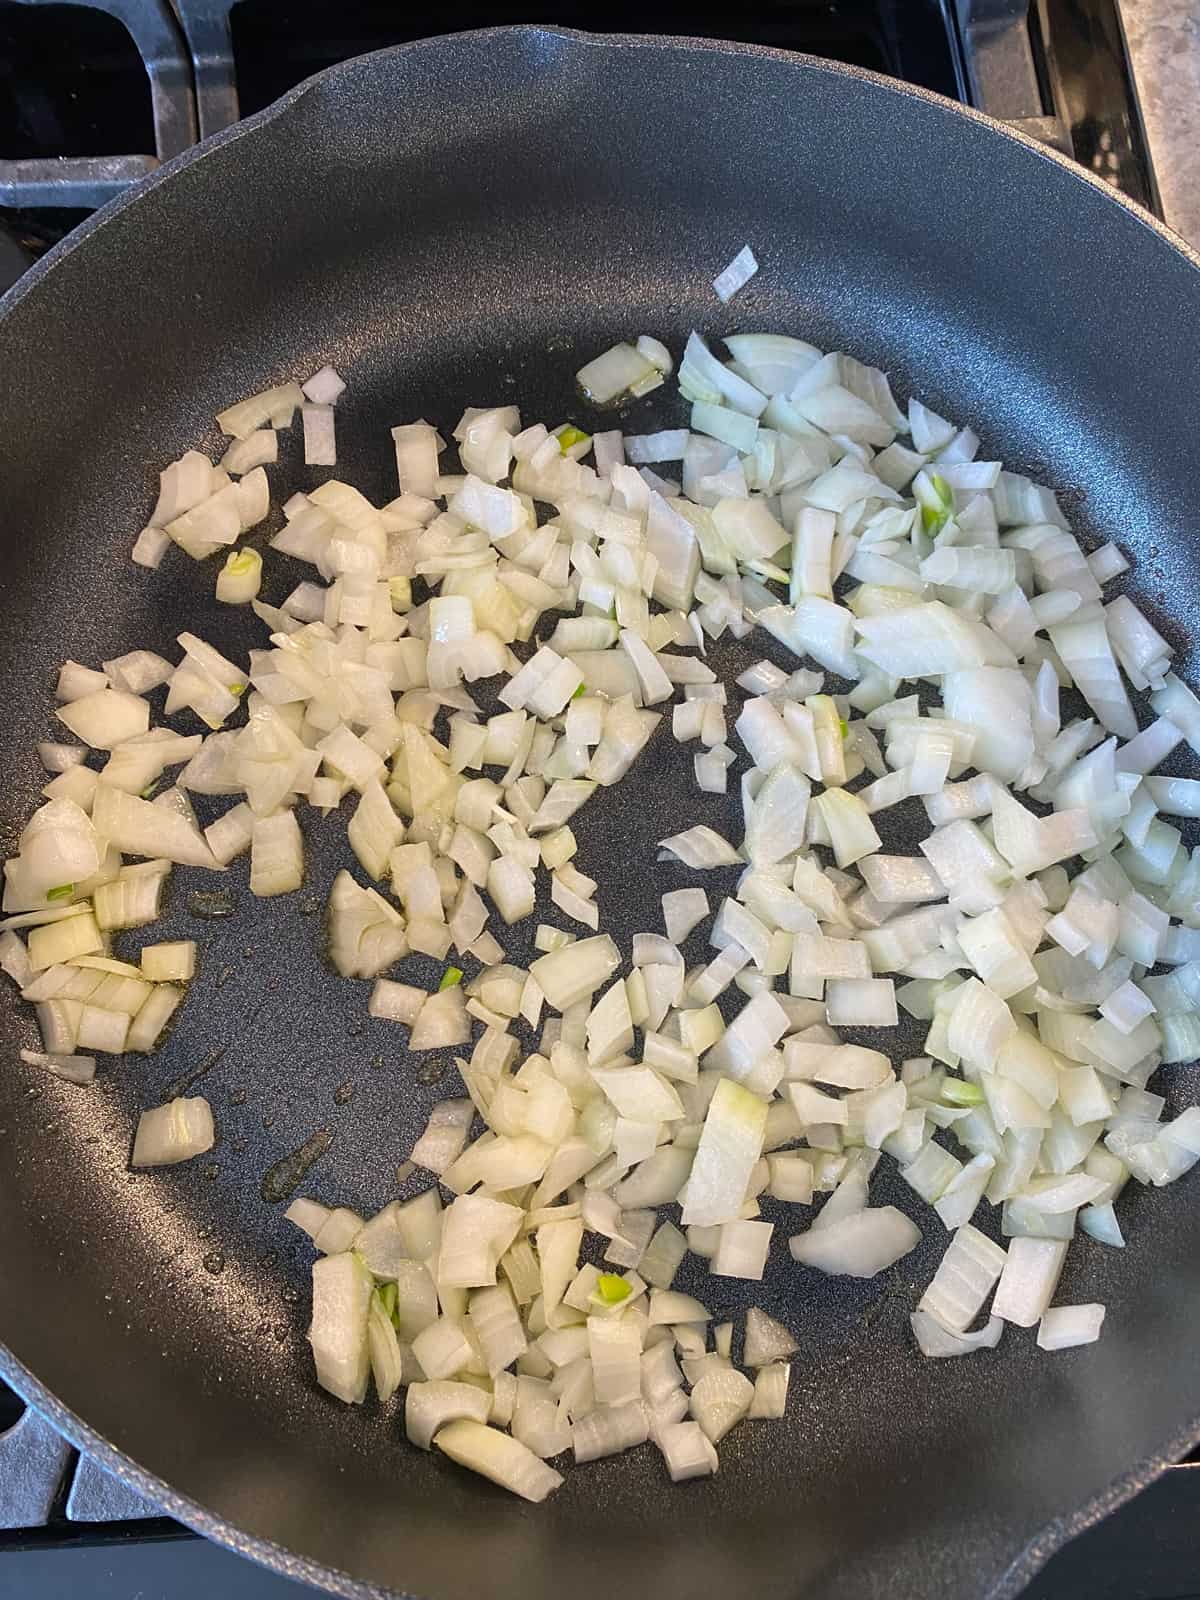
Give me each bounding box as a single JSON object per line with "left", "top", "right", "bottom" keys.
{"left": 7, "top": 263, "right": 1200, "bottom": 1501}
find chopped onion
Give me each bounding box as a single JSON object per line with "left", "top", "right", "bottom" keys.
{"left": 748, "top": 1361, "right": 790, "bottom": 1418}
{"left": 649, "top": 1418, "right": 715, "bottom": 1480}
{"left": 434, "top": 1417, "right": 565, "bottom": 1501}
{"left": 308, "top": 1249, "right": 373, "bottom": 1404}
{"left": 991, "top": 1237, "right": 1068, "bottom": 1326}
{"left": 576, "top": 343, "right": 659, "bottom": 406}
{"left": 789, "top": 1207, "right": 920, "bottom": 1277}
{"left": 690, "top": 1367, "right": 754, "bottom": 1442}
{"left": 712, "top": 245, "right": 759, "bottom": 303}
{"left": 910, "top": 1310, "right": 1003, "bottom": 1357}
{"left": 1037, "top": 1303, "right": 1106, "bottom": 1350}
{"left": 131, "top": 1095, "right": 214, "bottom": 1166}
{"left": 7, "top": 324, "right": 1195, "bottom": 1503}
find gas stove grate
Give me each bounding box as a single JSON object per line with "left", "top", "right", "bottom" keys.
{"left": 0, "top": 0, "right": 1158, "bottom": 225}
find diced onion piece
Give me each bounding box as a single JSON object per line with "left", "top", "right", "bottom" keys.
{"left": 662, "top": 887, "right": 708, "bottom": 944}
{"left": 219, "top": 429, "right": 278, "bottom": 476}
{"left": 19, "top": 1048, "right": 96, "bottom": 1084}
{"left": 748, "top": 1362, "right": 789, "bottom": 1418}
{"left": 572, "top": 1399, "right": 649, "bottom": 1463}
{"left": 216, "top": 548, "right": 263, "bottom": 605}
{"left": 712, "top": 245, "right": 759, "bottom": 303}
{"left": 712, "top": 1219, "right": 773, "bottom": 1279}
{"left": 125, "top": 983, "right": 183, "bottom": 1052}
{"left": 743, "top": 1308, "right": 798, "bottom": 1367}
{"left": 991, "top": 1237, "right": 1068, "bottom": 1326}
{"left": 56, "top": 688, "right": 150, "bottom": 749}
{"left": 659, "top": 825, "right": 741, "bottom": 869}
{"left": 1037, "top": 1303, "right": 1106, "bottom": 1351}
{"left": 309, "top": 1249, "right": 373, "bottom": 1404}
{"left": 656, "top": 1420, "right": 719, "bottom": 1481}
{"left": 911, "top": 1310, "right": 1004, "bottom": 1357}
{"left": 140, "top": 940, "right": 195, "bottom": 982}
{"left": 789, "top": 1207, "right": 920, "bottom": 1277}
{"left": 530, "top": 935, "right": 620, "bottom": 1011}
{"left": 406, "top": 1381, "right": 491, "bottom": 1449}
{"left": 368, "top": 978, "right": 426, "bottom": 1024}
{"left": 27, "top": 911, "right": 103, "bottom": 972}
{"left": 250, "top": 810, "right": 304, "bottom": 896}
{"left": 302, "top": 365, "right": 346, "bottom": 406}
{"left": 132, "top": 524, "right": 170, "bottom": 569}
{"left": 825, "top": 978, "right": 897, "bottom": 1027}
{"left": 682, "top": 1079, "right": 768, "bottom": 1228}
{"left": 435, "top": 1419, "right": 564, "bottom": 1502}
{"left": 93, "top": 785, "right": 220, "bottom": 870}
{"left": 217, "top": 381, "right": 304, "bottom": 439}
{"left": 131, "top": 1095, "right": 214, "bottom": 1166}
{"left": 690, "top": 1368, "right": 754, "bottom": 1443}
{"left": 409, "top": 986, "right": 469, "bottom": 1051}
{"left": 813, "top": 790, "right": 881, "bottom": 869}
{"left": 918, "top": 1223, "right": 1006, "bottom": 1332}
{"left": 103, "top": 651, "right": 173, "bottom": 695}
{"left": 302, "top": 403, "right": 336, "bottom": 465}
{"left": 576, "top": 343, "right": 658, "bottom": 406}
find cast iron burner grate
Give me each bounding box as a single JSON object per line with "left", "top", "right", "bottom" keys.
{"left": 0, "top": 0, "right": 1158, "bottom": 237}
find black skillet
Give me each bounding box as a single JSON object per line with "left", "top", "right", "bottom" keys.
{"left": 2, "top": 26, "right": 1200, "bottom": 1600}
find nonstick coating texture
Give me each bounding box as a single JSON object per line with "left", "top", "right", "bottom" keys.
{"left": 2, "top": 26, "right": 1200, "bottom": 1600}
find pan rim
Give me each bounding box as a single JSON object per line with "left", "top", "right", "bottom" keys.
{"left": 1, "top": 23, "right": 1199, "bottom": 1600}
{"left": 2, "top": 20, "right": 1199, "bottom": 332}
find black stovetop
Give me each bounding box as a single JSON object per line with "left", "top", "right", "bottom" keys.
{"left": 0, "top": 1, "right": 1189, "bottom": 1596}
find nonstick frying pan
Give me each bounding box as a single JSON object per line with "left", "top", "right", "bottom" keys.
{"left": 2, "top": 26, "right": 1200, "bottom": 1600}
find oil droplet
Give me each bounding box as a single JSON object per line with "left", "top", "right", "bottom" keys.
{"left": 230, "top": 1087, "right": 247, "bottom": 1105}
{"left": 262, "top": 1113, "right": 275, "bottom": 1129}
{"left": 215, "top": 964, "right": 235, "bottom": 991}
{"left": 346, "top": 1019, "right": 365, "bottom": 1038}
{"left": 333, "top": 1080, "right": 354, "bottom": 1105}
{"left": 167, "top": 1048, "right": 224, "bottom": 1101}
{"left": 202, "top": 1253, "right": 225, "bottom": 1275}
{"left": 370, "top": 1055, "right": 384, "bottom": 1071}
{"left": 187, "top": 889, "right": 235, "bottom": 919}
{"left": 417, "top": 1060, "right": 444, "bottom": 1086}
{"left": 203, "top": 1163, "right": 219, "bottom": 1182}
{"left": 260, "top": 1127, "right": 333, "bottom": 1204}
{"left": 301, "top": 897, "right": 321, "bottom": 916}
